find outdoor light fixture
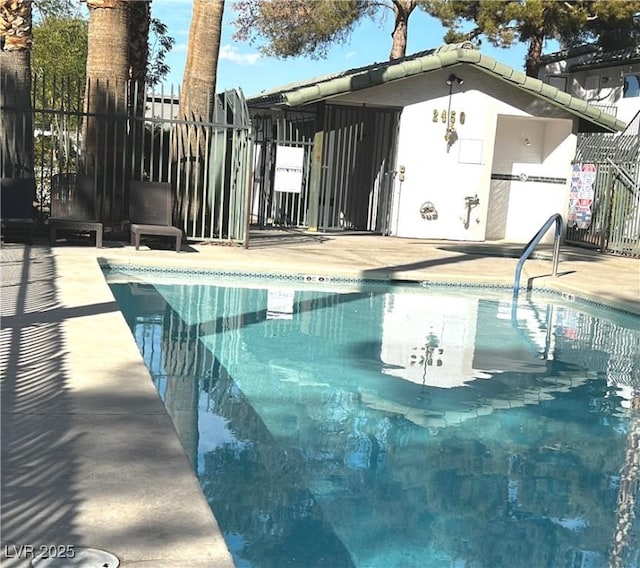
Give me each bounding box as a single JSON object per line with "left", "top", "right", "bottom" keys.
{"left": 444, "top": 74, "right": 464, "bottom": 151}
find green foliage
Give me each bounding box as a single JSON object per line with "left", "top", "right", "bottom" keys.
{"left": 584, "top": 0, "right": 640, "bottom": 51}
{"left": 32, "top": 17, "right": 88, "bottom": 78}
{"left": 31, "top": 17, "right": 87, "bottom": 191}
{"left": 422, "top": 0, "right": 640, "bottom": 75}
{"left": 32, "top": 0, "right": 84, "bottom": 23}
{"left": 148, "top": 17, "right": 175, "bottom": 86}
{"left": 423, "top": 1, "right": 581, "bottom": 46}
{"left": 232, "top": 0, "right": 377, "bottom": 59}
{"left": 32, "top": 10, "right": 174, "bottom": 86}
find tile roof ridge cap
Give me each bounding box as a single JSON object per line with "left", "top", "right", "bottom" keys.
{"left": 434, "top": 41, "right": 478, "bottom": 53}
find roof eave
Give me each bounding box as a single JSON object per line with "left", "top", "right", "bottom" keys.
{"left": 470, "top": 63, "right": 626, "bottom": 133}
{"left": 249, "top": 44, "right": 626, "bottom": 133}
{"left": 275, "top": 46, "right": 473, "bottom": 108}
{"left": 571, "top": 59, "right": 640, "bottom": 72}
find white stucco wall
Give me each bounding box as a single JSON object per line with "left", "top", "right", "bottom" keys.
{"left": 488, "top": 116, "right": 576, "bottom": 243}
{"left": 387, "top": 89, "right": 576, "bottom": 243}
{"left": 388, "top": 89, "right": 496, "bottom": 241}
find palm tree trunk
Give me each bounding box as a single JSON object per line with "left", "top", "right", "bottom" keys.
{"left": 180, "top": 0, "right": 224, "bottom": 122}
{"left": 84, "top": 0, "right": 129, "bottom": 223}
{"left": 0, "top": 0, "right": 34, "bottom": 179}
{"left": 174, "top": 0, "right": 225, "bottom": 233}
{"left": 127, "top": 1, "right": 150, "bottom": 181}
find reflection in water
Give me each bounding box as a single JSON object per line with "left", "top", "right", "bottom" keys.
{"left": 109, "top": 279, "right": 640, "bottom": 568}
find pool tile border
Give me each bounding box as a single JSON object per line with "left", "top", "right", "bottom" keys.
{"left": 100, "top": 261, "right": 639, "bottom": 319}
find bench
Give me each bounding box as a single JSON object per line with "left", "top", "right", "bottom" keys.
{"left": 129, "top": 181, "right": 182, "bottom": 253}
{"left": 49, "top": 174, "right": 103, "bottom": 247}
{"left": 1, "top": 178, "right": 36, "bottom": 244}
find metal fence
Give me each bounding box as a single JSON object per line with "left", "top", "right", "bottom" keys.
{"left": 569, "top": 111, "right": 640, "bottom": 257}
{"left": 249, "top": 103, "right": 400, "bottom": 233}
{"left": 1, "top": 72, "right": 253, "bottom": 242}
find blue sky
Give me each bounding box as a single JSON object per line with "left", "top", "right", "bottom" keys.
{"left": 151, "top": 1, "right": 559, "bottom": 97}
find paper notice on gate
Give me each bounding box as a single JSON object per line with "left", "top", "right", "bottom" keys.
{"left": 274, "top": 145, "right": 304, "bottom": 193}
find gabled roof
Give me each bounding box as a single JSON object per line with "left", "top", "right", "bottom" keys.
{"left": 248, "top": 42, "right": 626, "bottom": 133}
{"left": 540, "top": 43, "right": 640, "bottom": 70}
{"left": 539, "top": 44, "right": 600, "bottom": 64}
{"left": 571, "top": 45, "right": 640, "bottom": 71}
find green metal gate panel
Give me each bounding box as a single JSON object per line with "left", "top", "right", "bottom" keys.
{"left": 250, "top": 110, "right": 316, "bottom": 227}
{"left": 145, "top": 86, "right": 253, "bottom": 242}
{"left": 603, "top": 160, "right": 640, "bottom": 257}
{"left": 569, "top": 111, "right": 640, "bottom": 257}
{"left": 319, "top": 105, "right": 400, "bottom": 232}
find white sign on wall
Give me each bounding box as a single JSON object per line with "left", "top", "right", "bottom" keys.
{"left": 274, "top": 145, "right": 304, "bottom": 193}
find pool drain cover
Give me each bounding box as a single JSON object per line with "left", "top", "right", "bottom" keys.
{"left": 32, "top": 547, "right": 119, "bottom": 567}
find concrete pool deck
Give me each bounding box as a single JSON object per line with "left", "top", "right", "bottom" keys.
{"left": 1, "top": 230, "right": 639, "bottom": 567}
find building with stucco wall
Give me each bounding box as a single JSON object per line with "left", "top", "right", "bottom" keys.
{"left": 538, "top": 44, "right": 640, "bottom": 127}
{"left": 248, "top": 43, "right": 625, "bottom": 244}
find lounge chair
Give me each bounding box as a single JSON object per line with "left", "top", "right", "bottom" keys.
{"left": 128, "top": 181, "right": 182, "bottom": 253}
{"left": 1, "top": 177, "right": 36, "bottom": 244}
{"left": 49, "top": 173, "right": 103, "bottom": 247}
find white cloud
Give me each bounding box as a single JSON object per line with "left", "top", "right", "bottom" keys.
{"left": 219, "top": 44, "right": 261, "bottom": 66}
{"left": 345, "top": 51, "right": 357, "bottom": 59}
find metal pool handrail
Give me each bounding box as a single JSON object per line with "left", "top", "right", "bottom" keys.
{"left": 513, "top": 213, "right": 563, "bottom": 300}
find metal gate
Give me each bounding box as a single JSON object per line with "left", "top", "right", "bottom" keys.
{"left": 568, "top": 111, "right": 640, "bottom": 257}
{"left": 319, "top": 104, "right": 399, "bottom": 232}
{"left": 250, "top": 109, "right": 316, "bottom": 227}
{"left": 249, "top": 104, "right": 400, "bottom": 233}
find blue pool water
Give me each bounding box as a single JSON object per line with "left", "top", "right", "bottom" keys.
{"left": 107, "top": 272, "right": 640, "bottom": 568}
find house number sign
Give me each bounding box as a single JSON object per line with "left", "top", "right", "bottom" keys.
{"left": 432, "top": 109, "right": 466, "bottom": 125}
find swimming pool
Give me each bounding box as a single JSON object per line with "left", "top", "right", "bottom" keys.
{"left": 106, "top": 268, "right": 640, "bottom": 568}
